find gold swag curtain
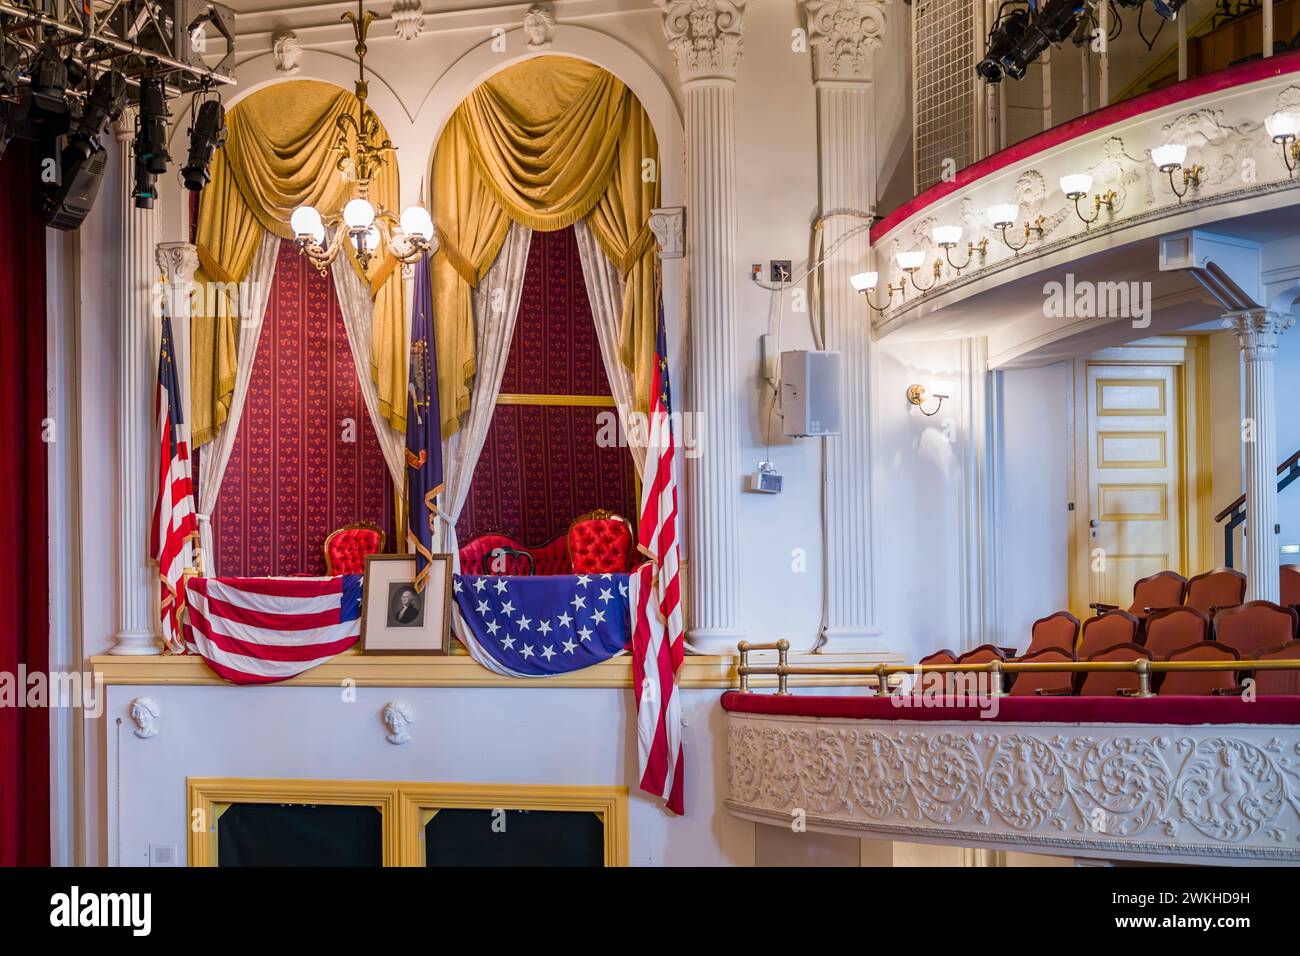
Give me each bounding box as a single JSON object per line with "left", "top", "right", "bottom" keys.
{"left": 193, "top": 80, "right": 407, "bottom": 446}
{"left": 432, "top": 56, "right": 660, "bottom": 438}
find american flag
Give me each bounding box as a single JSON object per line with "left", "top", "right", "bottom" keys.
{"left": 184, "top": 575, "right": 363, "bottom": 684}
{"left": 150, "top": 316, "right": 197, "bottom": 653}
{"left": 629, "top": 303, "right": 685, "bottom": 815}
{"left": 452, "top": 573, "right": 632, "bottom": 677}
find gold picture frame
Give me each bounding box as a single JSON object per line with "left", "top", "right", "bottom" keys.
{"left": 360, "top": 553, "right": 452, "bottom": 655}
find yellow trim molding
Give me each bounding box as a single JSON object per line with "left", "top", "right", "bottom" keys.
{"left": 187, "top": 778, "right": 627, "bottom": 867}
{"left": 92, "top": 649, "right": 902, "bottom": 689}
{"left": 397, "top": 783, "right": 628, "bottom": 866}
{"left": 495, "top": 393, "right": 617, "bottom": 407}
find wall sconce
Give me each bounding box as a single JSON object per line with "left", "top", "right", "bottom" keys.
{"left": 932, "top": 225, "right": 988, "bottom": 274}
{"left": 906, "top": 380, "right": 954, "bottom": 417}
{"left": 1265, "top": 111, "right": 1300, "bottom": 176}
{"left": 1152, "top": 143, "right": 1201, "bottom": 201}
{"left": 895, "top": 249, "right": 940, "bottom": 293}
{"left": 850, "top": 270, "right": 902, "bottom": 312}
{"left": 986, "top": 203, "right": 1044, "bottom": 253}
{"left": 1060, "top": 173, "right": 1117, "bottom": 228}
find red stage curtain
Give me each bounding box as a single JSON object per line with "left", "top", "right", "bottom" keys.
{"left": 213, "top": 243, "right": 394, "bottom": 576}
{"left": 0, "top": 141, "right": 50, "bottom": 866}
{"left": 457, "top": 226, "right": 638, "bottom": 546}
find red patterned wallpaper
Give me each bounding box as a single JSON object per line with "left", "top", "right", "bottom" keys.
{"left": 457, "top": 226, "right": 637, "bottom": 546}
{"left": 212, "top": 244, "right": 395, "bottom": 576}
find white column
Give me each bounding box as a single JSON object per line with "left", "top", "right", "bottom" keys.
{"left": 1225, "top": 309, "right": 1293, "bottom": 602}
{"left": 803, "top": 0, "right": 888, "bottom": 652}
{"left": 111, "top": 107, "right": 163, "bottom": 655}
{"left": 156, "top": 243, "right": 201, "bottom": 576}
{"left": 659, "top": 0, "right": 746, "bottom": 654}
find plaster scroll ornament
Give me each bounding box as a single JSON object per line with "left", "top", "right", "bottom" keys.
{"left": 382, "top": 700, "right": 414, "bottom": 744}
{"left": 801, "top": 0, "right": 887, "bottom": 82}
{"left": 523, "top": 4, "right": 556, "bottom": 50}
{"left": 129, "top": 697, "right": 161, "bottom": 739}
{"left": 272, "top": 31, "right": 303, "bottom": 74}
{"left": 658, "top": 0, "right": 746, "bottom": 82}
{"left": 392, "top": 0, "right": 425, "bottom": 41}
{"left": 648, "top": 207, "right": 685, "bottom": 259}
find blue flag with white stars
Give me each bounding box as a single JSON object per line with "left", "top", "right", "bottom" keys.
{"left": 451, "top": 573, "right": 631, "bottom": 677}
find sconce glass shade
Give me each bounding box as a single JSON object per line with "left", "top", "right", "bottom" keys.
{"left": 343, "top": 197, "right": 377, "bottom": 230}
{"left": 986, "top": 203, "right": 1019, "bottom": 227}
{"left": 849, "top": 271, "right": 878, "bottom": 292}
{"left": 291, "top": 205, "right": 323, "bottom": 237}
{"left": 1060, "top": 173, "right": 1093, "bottom": 199}
{"left": 1265, "top": 111, "right": 1300, "bottom": 142}
{"left": 895, "top": 250, "right": 926, "bottom": 270}
{"left": 929, "top": 378, "right": 957, "bottom": 400}
{"left": 1151, "top": 143, "right": 1187, "bottom": 170}
{"left": 932, "top": 224, "right": 963, "bottom": 247}
{"left": 400, "top": 205, "right": 435, "bottom": 241}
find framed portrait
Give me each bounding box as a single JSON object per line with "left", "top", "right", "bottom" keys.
{"left": 360, "top": 553, "right": 452, "bottom": 655}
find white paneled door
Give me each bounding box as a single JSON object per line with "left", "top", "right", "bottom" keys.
{"left": 1082, "top": 364, "right": 1184, "bottom": 611}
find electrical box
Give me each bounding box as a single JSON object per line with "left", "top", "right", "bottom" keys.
{"left": 780, "top": 350, "right": 841, "bottom": 437}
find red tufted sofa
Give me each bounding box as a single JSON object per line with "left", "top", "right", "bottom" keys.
{"left": 458, "top": 510, "right": 635, "bottom": 576}
{"left": 323, "top": 521, "right": 386, "bottom": 574}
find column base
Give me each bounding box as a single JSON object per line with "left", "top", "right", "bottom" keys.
{"left": 110, "top": 630, "right": 162, "bottom": 656}
{"left": 687, "top": 627, "right": 747, "bottom": 657}
{"left": 815, "top": 626, "right": 895, "bottom": 657}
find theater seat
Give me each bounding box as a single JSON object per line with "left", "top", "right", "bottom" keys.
{"left": 918, "top": 649, "right": 957, "bottom": 666}
{"left": 1144, "top": 607, "right": 1210, "bottom": 660}
{"left": 1214, "top": 601, "right": 1299, "bottom": 658}
{"left": 1091, "top": 570, "right": 1187, "bottom": 622}
{"left": 1078, "top": 642, "right": 1151, "bottom": 697}
{"left": 1009, "top": 647, "right": 1075, "bottom": 697}
{"left": 1077, "top": 609, "right": 1140, "bottom": 658}
{"left": 323, "top": 522, "right": 385, "bottom": 574}
{"left": 1024, "top": 611, "right": 1079, "bottom": 657}
{"left": 568, "top": 509, "right": 634, "bottom": 574}
{"left": 1282, "top": 565, "right": 1300, "bottom": 612}
{"left": 1184, "top": 567, "right": 1246, "bottom": 615}
{"left": 1253, "top": 640, "right": 1300, "bottom": 695}
{"left": 1158, "top": 641, "right": 1240, "bottom": 696}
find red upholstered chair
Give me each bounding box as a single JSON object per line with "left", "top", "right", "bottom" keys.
{"left": 1024, "top": 611, "right": 1080, "bottom": 657}
{"left": 1009, "top": 647, "right": 1076, "bottom": 697}
{"left": 1184, "top": 567, "right": 1247, "bottom": 615}
{"left": 1077, "top": 609, "right": 1140, "bottom": 658}
{"left": 1214, "top": 601, "right": 1299, "bottom": 658}
{"left": 1143, "top": 607, "right": 1211, "bottom": 660}
{"left": 568, "top": 509, "right": 634, "bottom": 574}
{"left": 1078, "top": 642, "right": 1151, "bottom": 697}
{"left": 956, "top": 644, "right": 1006, "bottom": 665}
{"left": 1091, "top": 570, "right": 1187, "bottom": 621}
{"left": 918, "top": 649, "right": 957, "bottom": 666}
{"left": 458, "top": 532, "right": 572, "bottom": 576}
{"left": 1252, "top": 640, "right": 1300, "bottom": 696}
{"left": 1158, "top": 641, "right": 1240, "bottom": 696}
{"left": 323, "top": 521, "right": 385, "bottom": 574}
{"left": 1281, "top": 565, "right": 1300, "bottom": 613}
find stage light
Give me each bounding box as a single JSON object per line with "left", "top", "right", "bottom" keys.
{"left": 1060, "top": 173, "right": 1093, "bottom": 200}
{"left": 43, "top": 143, "right": 109, "bottom": 231}
{"left": 343, "top": 198, "right": 376, "bottom": 229}
{"left": 0, "top": 39, "right": 21, "bottom": 96}
{"left": 29, "top": 43, "right": 69, "bottom": 115}
{"left": 136, "top": 75, "right": 171, "bottom": 175}
{"left": 977, "top": 8, "right": 1030, "bottom": 83}
{"left": 67, "top": 71, "right": 127, "bottom": 164}
{"left": 1151, "top": 0, "right": 1188, "bottom": 19}
{"left": 400, "top": 205, "right": 434, "bottom": 241}
{"left": 132, "top": 150, "right": 158, "bottom": 209}
{"left": 999, "top": 0, "right": 1084, "bottom": 82}
{"left": 181, "top": 98, "right": 228, "bottom": 191}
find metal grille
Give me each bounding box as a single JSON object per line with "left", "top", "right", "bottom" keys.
{"left": 913, "top": 0, "right": 977, "bottom": 192}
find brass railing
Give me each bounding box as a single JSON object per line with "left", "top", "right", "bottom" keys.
{"left": 735, "top": 642, "right": 1300, "bottom": 699}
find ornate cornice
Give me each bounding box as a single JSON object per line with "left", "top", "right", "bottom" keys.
{"left": 658, "top": 0, "right": 745, "bottom": 84}
{"left": 1224, "top": 308, "right": 1295, "bottom": 359}
{"left": 801, "top": 0, "right": 886, "bottom": 83}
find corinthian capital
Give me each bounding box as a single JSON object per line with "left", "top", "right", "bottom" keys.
{"left": 156, "top": 242, "right": 200, "bottom": 284}
{"left": 801, "top": 0, "right": 887, "bottom": 82}
{"left": 658, "top": 0, "right": 745, "bottom": 83}
{"left": 1223, "top": 309, "right": 1294, "bottom": 359}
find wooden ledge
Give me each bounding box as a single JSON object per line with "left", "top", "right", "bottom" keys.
{"left": 88, "top": 648, "right": 903, "bottom": 689}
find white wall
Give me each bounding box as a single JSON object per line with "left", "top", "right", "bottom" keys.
{"left": 996, "top": 362, "right": 1071, "bottom": 649}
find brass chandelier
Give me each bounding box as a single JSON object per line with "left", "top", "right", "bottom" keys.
{"left": 290, "top": 1, "right": 434, "bottom": 273}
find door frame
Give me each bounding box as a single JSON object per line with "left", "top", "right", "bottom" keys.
{"left": 1066, "top": 336, "right": 1214, "bottom": 619}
